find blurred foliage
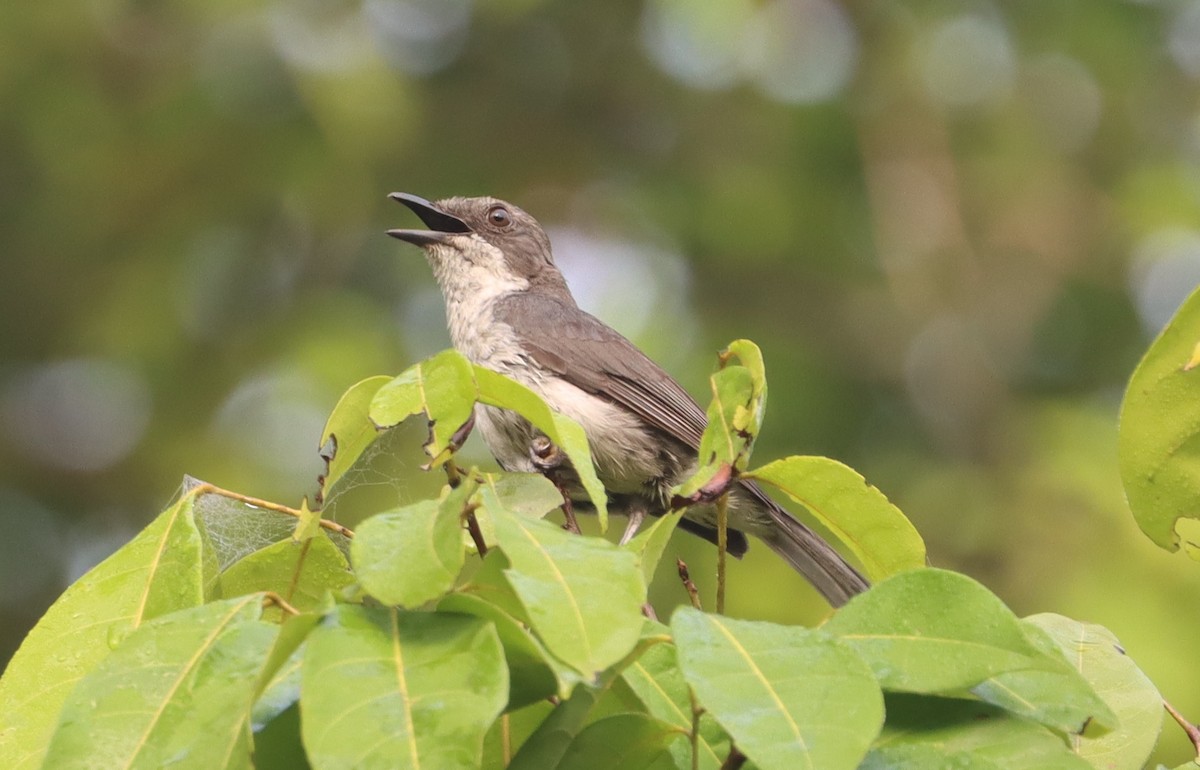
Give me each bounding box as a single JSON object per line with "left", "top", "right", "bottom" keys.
{"left": 2, "top": 0, "right": 1199, "bottom": 762}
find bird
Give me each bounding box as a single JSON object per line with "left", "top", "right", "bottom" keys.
{"left": 387, "top": 192, "right": 868, "bottom": 606}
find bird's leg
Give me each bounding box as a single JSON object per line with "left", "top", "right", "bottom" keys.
{"left": 529, "top": 435, "right": 581, "bottom": 535}
{"left": 619, "top": 505, "right": 646, "bottom": 546}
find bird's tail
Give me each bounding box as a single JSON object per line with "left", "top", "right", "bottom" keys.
{"left": 757, "top": 496, "right": 869, "bottom": 607}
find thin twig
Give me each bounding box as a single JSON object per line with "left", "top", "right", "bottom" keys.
{"left": 678, "top": 559, "right": 702, "bottom": 610}
{"left": 501, "top": 713, "right": 512, "bottom": 765}
{"left": 189, "top": 483, "right": 355, "bottom": 539}
{"left": 716, "top": 494, "right": 728, "bottom": 615}
{"left": 1165, "top": 699, "right": 1200, "bottom": 756}
{"left": 464, "top": 503, "right": 488, "bottom": 557}
{"left": 719, "top": 745, "right": 747, "bottom": 770}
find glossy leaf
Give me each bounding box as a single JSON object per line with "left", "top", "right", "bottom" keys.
{"left": 43, "top": 595, "right": 278, "bottom": 770}
{"left": 474, "top": 364, "right": 609, "bottom": 529}
{"left": 352, "top": 483, "right": 469, "bottom": 607}
{"left": 491, "top": 502, "right": 646, "bottom": 678}
{"left": 824, "top": 569, "right": 1052, "bottom": 693}
{"left": 864, "top": 694, "right": 1093, "bottom": 770}
{"left": 0, "top": 494, "right": 205, "bottom": 770}
{"left": 218, "top": 533, "right": 354, "bottom": 615}
{"left": 746, "top": 456, "right": 925, "bottom": 581}
{"left": 972, "top": 615, "right": 1117, "bottom": 734}
{"left": 370, "top": 348, "right": 477, "bottom": 464}
{"left": 318, "top": 374, "right": 392, "bottom": 499}
{"left": 1119, "top": 284, "right": 1200, "bottom": 553}
{"left": 301, "top": 604, "right": 507, "bottom": 770}
{"left": 672, "top": 608, "right": 883, "bottom": 770}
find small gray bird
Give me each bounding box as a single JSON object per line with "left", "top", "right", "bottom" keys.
{"left": 388, "top": 192, "right": 868, "bottom": 606}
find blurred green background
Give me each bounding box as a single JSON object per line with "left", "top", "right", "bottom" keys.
{"left": 3, "top": 0, "right": 1199, "bottom": 761}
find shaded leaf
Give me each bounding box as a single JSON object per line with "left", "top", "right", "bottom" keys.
{"left": 491, "top": 502, "right": 646, "bottom": 678}
{"left": 864, "top": 694, "right": 1093, "bottom": 769}
{"left": 301, "top": 604, "right": 507, "bottom": 770}
{"left": 621, "top": 622, "right": 729, "bottom": 770}
{"left": 0, "top": 494, "right": 205, "bottom": 770}
{"left": 507, "top": 682, "right": 606, "bottom": 770}
{"left": 824, "top": 569, "right": 1051, "bottom": 693}
{"left": 43, "top": 595, "right": 278, "bottom": 770}
{"left": 474, "top": 364, "right": 609, "bottom": 529}
{"left": 672, "top": 608, "right": 883, "bottom": 770}
{"left": 1119, "top": 284, "right": 1200, "bottom": 553}
{"left": 557, "top": 713, "right": 682, "bottom": 770}
{"left": 746, "top": 456, "right": 925, "bottom": 581}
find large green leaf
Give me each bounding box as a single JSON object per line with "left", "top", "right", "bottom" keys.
{"left": 42, "top": 594, "right": 278, "bottom": 770}
{"left": 471, "top": 472, "right": 564, "bottom": 552}
{"left": 1119, "top": 284, "right": 1200, "bottom": 553}
{"left": 623, "top": 510, "right": 685, "bottom": 587}
{"left": 317, "top": 374, "right": 392, "bottom": 500}
{"left": 438, "top": 590, "right": 580, "bottom": 708}
{"left": 370, "top": 349, "right": 478, "bottom": 465}
{"left": 621, "top": 623, "right": 730, "bottom": 770}
{"left": 217, "top": 533, "right": 354, "bottom": 615}
{"left": 746, "top": 456, "right": 924, "bottom": 581}
{"left": 474, "top": 364, "right": 609, "bottom": 529}
{"left": 671, "top": 608, "right": 883, "bottom": 770}
{"left": 972, "top": 614, "right": 1117, "bottom": 734}
{"left": 864, "top": 694, "right": 1094, "bottom": 769}
{"left": 824, "top": 569, "right": 1052, "bottom": 693}
{"left": 491, "top": 502, "right": 645, "bottom": 678}
{"left": 1019, "top": 615, "right": 1162, "bottom": 769}
{"left": 351, "top": 481, "right": 470, "bottom": 607}
{"left": 0, "top": 494, "right": 206, "bottom": 770}
{"left": 301, "top": 604, "right": 507, "bottom": 769}
{"left": 556, "top": 713, "right": 681, "bottom": 770}
{"left": 506, "top": 682, "right": 605, "bottom": 770}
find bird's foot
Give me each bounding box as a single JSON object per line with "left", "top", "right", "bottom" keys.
{"left": 618, "top": 508, "right": 646, "bottom": 545}
{"left": 528, "top": 436, "right": 581, "bottom": 534}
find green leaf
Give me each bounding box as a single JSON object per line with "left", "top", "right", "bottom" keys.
{"left": 745, "top": 456, "right": 925, "bottom": 581}
{"left": 621, "top": 624, "right": 730, "bottom": 770}
{"left": 507, "top": 682, "right": 605, "bottom": 770}
{"left": 1119, "top": 284, "right": 1200, "bottom": 552}
{"left": 218, "top": 533, "right": 354, "bottom": 615}
{"left": 291, "top": 497, "right": 323, "bottom": 543}
{"left": 864, "top": 694, "right": 1094, "bottom": 769}
{"left": 482, "top": 701, "right": 555, "bottom": 770}
{"left": 0, "top": 494, "right": 205, "bottom": 770}
{"left": 474, "top": 364, "right": 609, "bottom": 529}
{"left": 1019, "top": 615, "right": 1161, "bottom": 768}
{"left": 471, "top": 472, "right": 564, "bottom": 552}
{"left": 491, "top": 502, "right": 646, "bottom": 678}
{"left": 556, "top": 713, "right": 682, "bottom": 770}
{"left": 43, "top": 595, "right": 278, "bottom": 770}
{"left": 301, "top": 604, "right": 507, "bottom": 770}
{"left": 352, "top": 480, "right": 471, "bottom": 607}
{"left": 623, "top": 510, "right": 684, "bottom": 586}
{"left": 671, "top": 608, "right": 883, "bottom": 770}
{"left": 438, "top": 590, "right": 581, "bottom": 707}
{"left": 972, "top": 614, "right": 1117, "bottom": 734}
{"left": 318, "top": 374, "right": 392, "bottom": 500}
{"left": 370, "top": 349, "right": 477, "bottom": 465}
{"left": 824, "top": 569, "right": 1051, "bottom": 693}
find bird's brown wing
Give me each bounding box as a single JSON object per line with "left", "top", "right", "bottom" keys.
{"left": 494, "top": 294, "right": 708, "bottom": 449}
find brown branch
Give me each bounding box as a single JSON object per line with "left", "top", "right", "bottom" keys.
{"left": 678, "top": 559, "right": 702, "bottom": 610}
{"left": 188, "top": 483, "right": 354, "bottom": 539}
{"left": 1165, "top": 699, "right": 1200, "bottom": 758}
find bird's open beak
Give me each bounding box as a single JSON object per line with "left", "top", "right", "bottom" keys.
{"left": 386, "top": 193, "right": 471, "bottom": 246}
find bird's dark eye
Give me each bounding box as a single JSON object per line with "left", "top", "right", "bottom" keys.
{"left": 487, "top": 205, "right": 511, "bottom": 228}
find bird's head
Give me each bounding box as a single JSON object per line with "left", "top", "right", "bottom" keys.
{"left": 387, "top": 193, "right": 569, "bottom": 301}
